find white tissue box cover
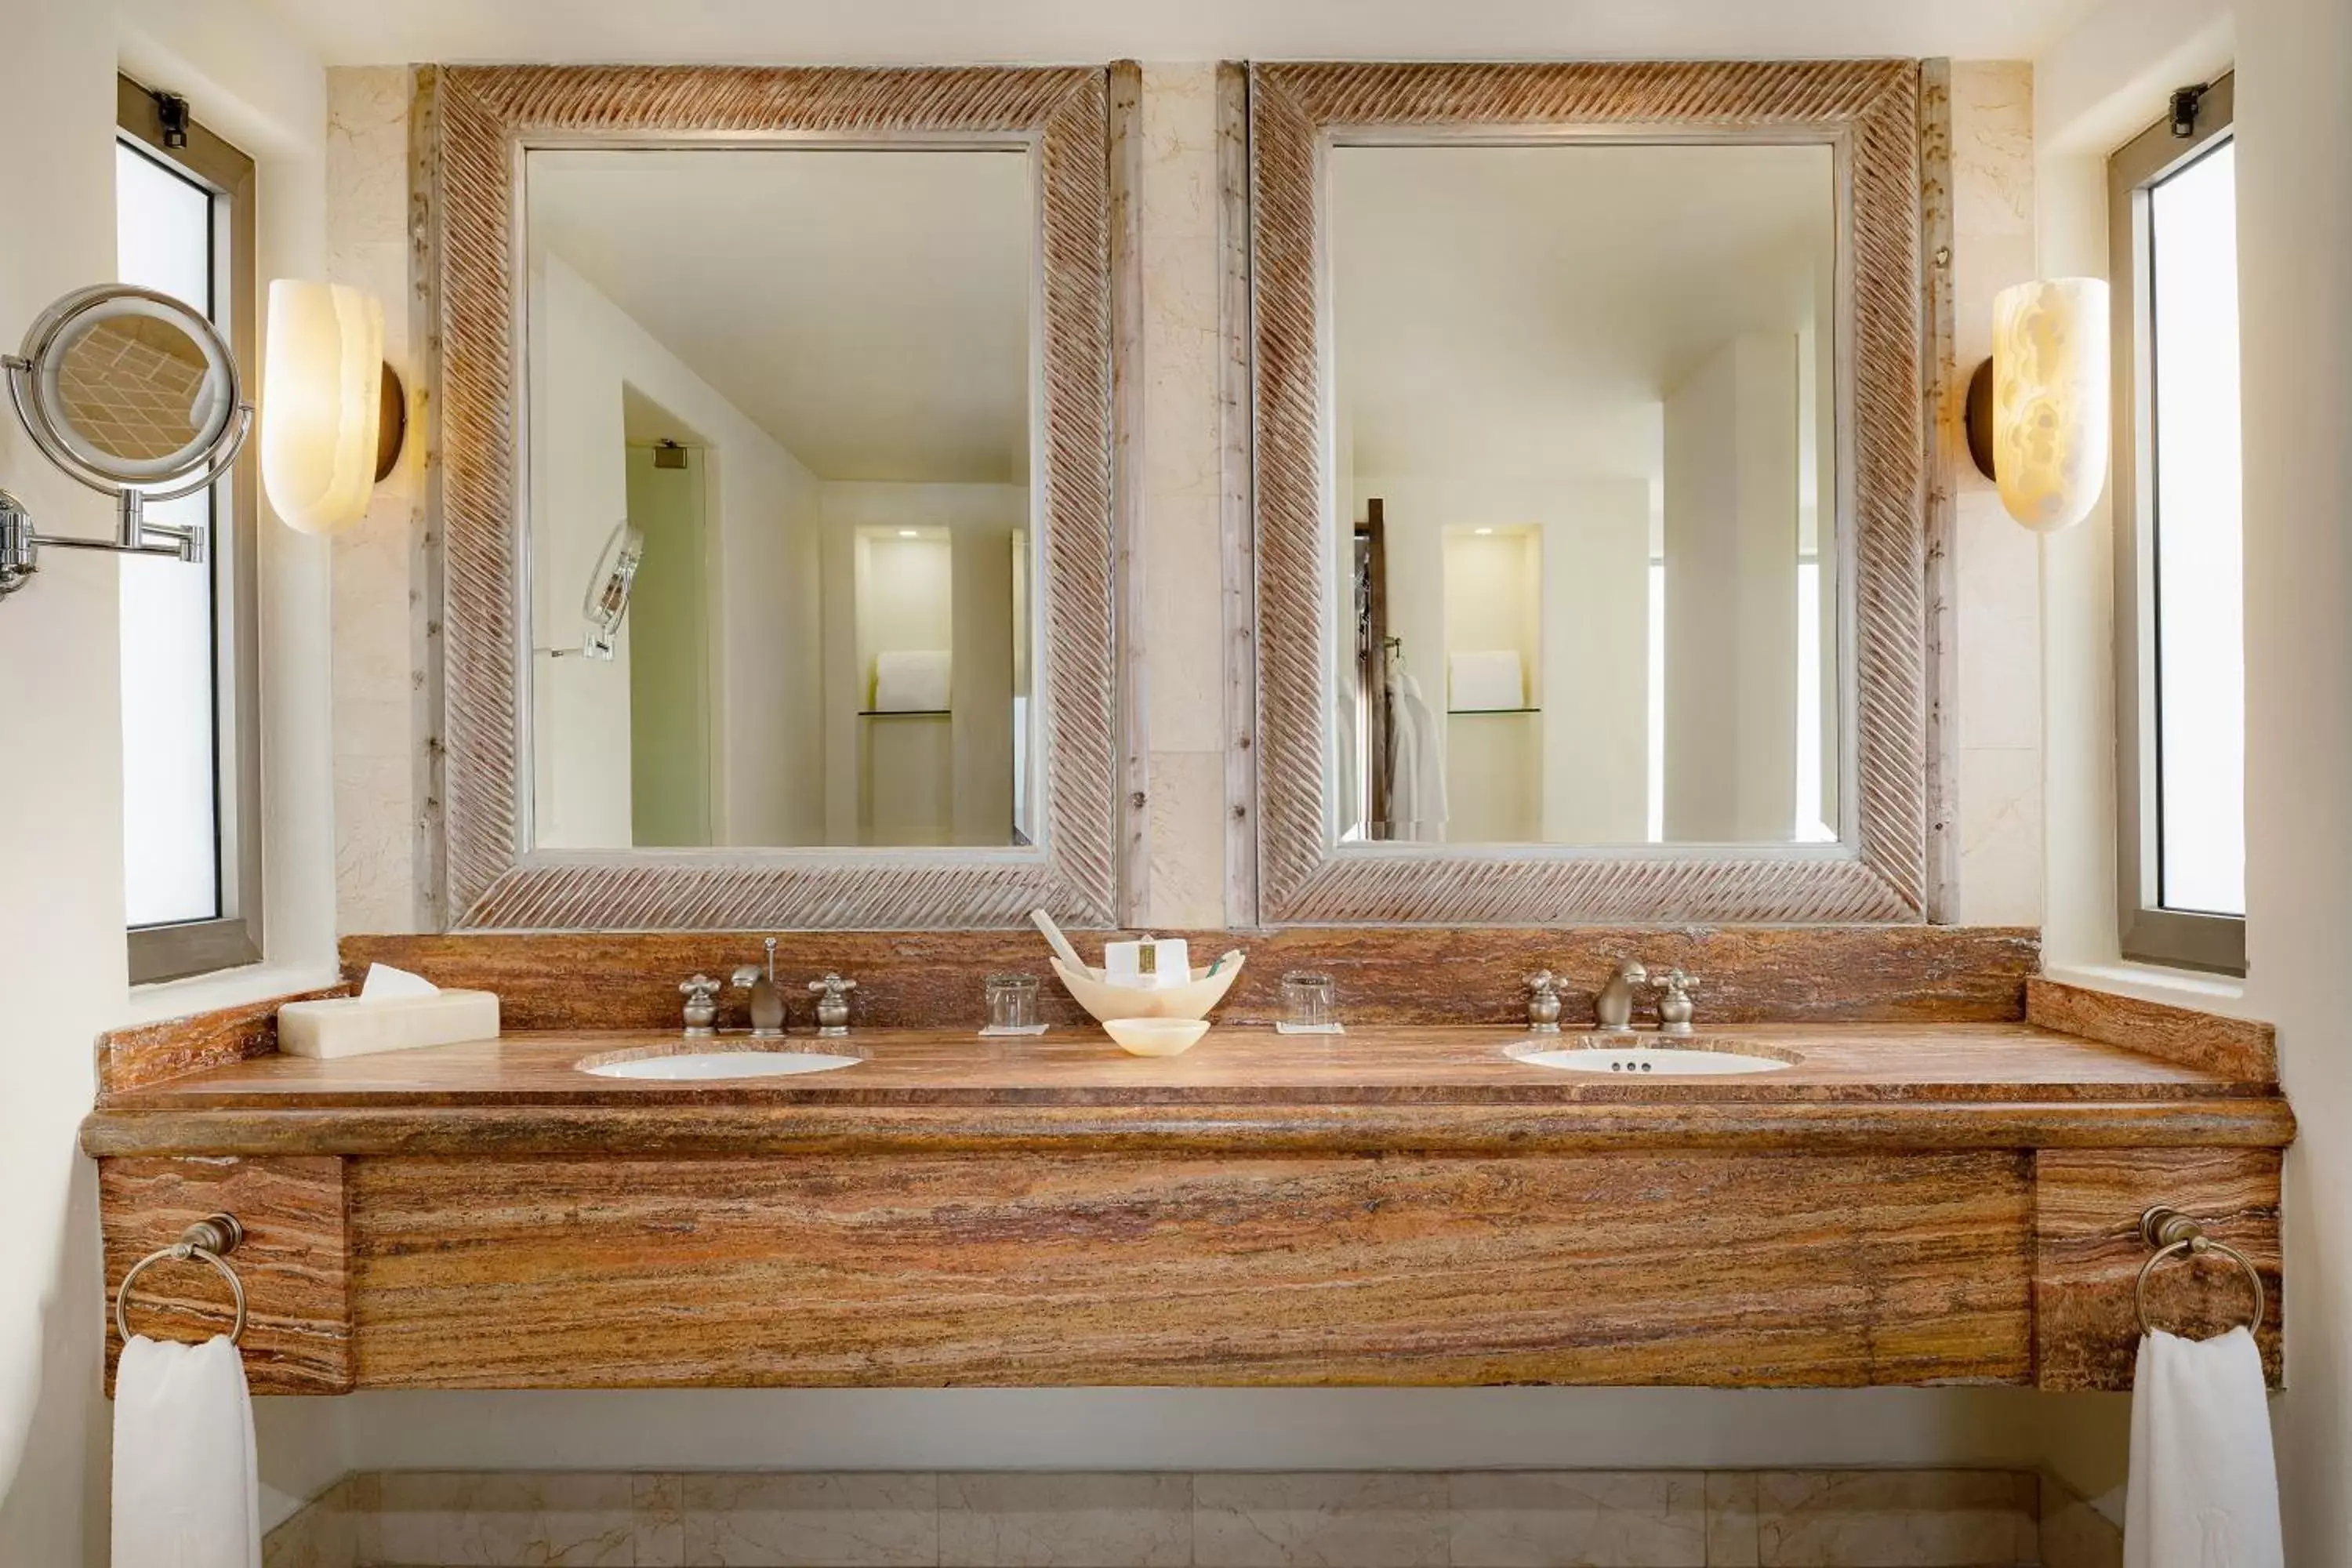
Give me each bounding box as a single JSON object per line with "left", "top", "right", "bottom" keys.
{"left": 278, "top": 990, "right": 500, "bottom": 1059}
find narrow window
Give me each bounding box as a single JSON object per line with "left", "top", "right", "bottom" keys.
{"left": 117, "top": 78, "right": 263, "bottom": 983}
{"left": 2111, "top": 75, "right": 2244, "bottom": 973}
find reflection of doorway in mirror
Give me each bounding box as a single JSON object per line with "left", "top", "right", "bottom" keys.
{"left": 821, "top": 485, "right": 1025, "bottom": 849}
{"left": 623, "top": 435, "right": 715, "bottom": 847}
{"left": 852, "top": 527, "right": 955, "bottom": 845}
{"left": 1443, "top": 525, "right": 1541, "bottom": 843}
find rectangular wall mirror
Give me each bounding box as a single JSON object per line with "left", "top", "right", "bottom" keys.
{"left": 1246, "top": 62, "right": 1935, "bottom": 925}
{"left": 431, "top": 66, "right": 1117, "bottom": 930}
{"left": 1331, "top": 143, "right": 1841, "bottom": 849}
{"left": 524, "top": 148, "right": 1040, "bottom": 853}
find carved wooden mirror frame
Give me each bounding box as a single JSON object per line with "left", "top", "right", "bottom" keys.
{"left": 427, "top": 66, "right": 1117, "bottom": 930}
{"left": 1242, "top": 60, "right": 1938, "bottom": 925}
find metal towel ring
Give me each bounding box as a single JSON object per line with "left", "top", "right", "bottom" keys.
{"left": 2134, "top": 1205, "right": 2265, "bottom": 1338}
{"left": 114, "top": 1214, "right": 247, "bottom": 1346}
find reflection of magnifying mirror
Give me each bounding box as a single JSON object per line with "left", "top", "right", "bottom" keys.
{"left": 0, "top": 283, "right": 252, "bottom": 602}
{"left": 581, "top": 521, "right": 645, "bottom": 659}
{"left": 537, "top": 521, "right": 644, "bottom": 660}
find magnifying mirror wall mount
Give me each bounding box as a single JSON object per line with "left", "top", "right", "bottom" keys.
{"left": 0, "top": 284, "right": 253, "bottom": 603}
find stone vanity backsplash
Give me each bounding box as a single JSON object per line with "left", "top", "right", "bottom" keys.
{"left": 263, "top": 1467, "right": 2119, "bottom": 1568}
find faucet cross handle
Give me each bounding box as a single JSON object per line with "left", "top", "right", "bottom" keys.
{"left": 1654, "top": 967, "right": 1698, "bottom": 1036}
{"left": 1523, "top": 969, "right": 1563, "bottom": 1034}
{"left": 679, "top": 974, "right": 722, "bottom": 1037}
{"left": 808, "top": 972, "right": 858, "bottom": 1038}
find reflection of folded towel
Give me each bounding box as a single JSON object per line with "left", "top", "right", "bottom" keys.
{"left": 874, "top": 649, "right": 952, "bottom": 713}
{"left": 1449, "top": 649, "right": 1523, "bottom": 712}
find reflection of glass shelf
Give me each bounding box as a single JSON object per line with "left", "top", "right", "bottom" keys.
{"left": 858, "top": 709, "right": 951, "bottom": 718}
{"left": 1446, "top": 707, "right": 1541, "bottom": 715}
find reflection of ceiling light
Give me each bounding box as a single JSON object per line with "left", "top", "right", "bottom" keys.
{"left": 898, "top": 529, "right": 919, "bottom": 538}
{"left": 1473, "top": 527, "right": 1494, "bottom": 535}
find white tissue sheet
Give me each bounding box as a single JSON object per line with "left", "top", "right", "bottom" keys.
{"left": 874, "top": 649, "right": 952, "bottom": 712}
{"left": 361, "top": 961, "right": 439, "bottom": 999}
{"left": 1448, "top": 650, "right": 1524, "bottom": 712}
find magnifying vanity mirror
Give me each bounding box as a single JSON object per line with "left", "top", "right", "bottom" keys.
{"left": 0, "top": 282, "right": 252, "bottom": 600}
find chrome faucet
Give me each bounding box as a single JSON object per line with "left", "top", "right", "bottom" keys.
{"left": 808, "top": 972, "right": 858, "bottom": 1037}
{"left": 1593, "top": 958, "right": 1649, "bottom": 1033}
{"left": 731, "top": 938, "right": 786, "bottom": 1036}
{"left": 1654, "top": 968, "right": 1698, "bottom": 1036}
{"left": 1524, "top": 970, "right": 1563, "bottom": 1034}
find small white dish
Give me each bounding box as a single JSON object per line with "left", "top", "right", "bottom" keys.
{"left": 1102, "top": 1017, "right": 1211, "bottom": 1057}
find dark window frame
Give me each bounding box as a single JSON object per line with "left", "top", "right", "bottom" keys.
{"left": 2110, "top": 73, "right": 2244, "bottom": 975}
{"left": 118, "top": 74, "right": 265, "bottom": 985}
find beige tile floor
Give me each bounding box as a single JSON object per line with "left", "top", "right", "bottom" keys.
{"left": 263, "top": 1466, "right": 2118, "bottom": 1568}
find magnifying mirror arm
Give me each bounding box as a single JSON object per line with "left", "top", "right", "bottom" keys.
{"left": 0, "top": 401, "right": 248, "bottom": 587}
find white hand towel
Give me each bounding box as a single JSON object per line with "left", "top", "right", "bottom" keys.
{"left": 1447, "top": 649, "right": 1523, "bottom": 712}
{"left": 113, "top": 1334, "right": 260, "bottom": 1568}
{"left": 2125, "top": 1327, "right": 2283, "bottom": 1568}
{"left": 873, "top": 649, "right": 952, "bottom": 712}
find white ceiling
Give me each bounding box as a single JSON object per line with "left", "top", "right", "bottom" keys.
{"left": 530, "top": 148, "right": 1031, "bottom": 484}
{"left": 263, "top": 0, "right": 2096, "bottom": 66}
{"left": 1334, "top": 143, "right": 1835, "bottom": 482}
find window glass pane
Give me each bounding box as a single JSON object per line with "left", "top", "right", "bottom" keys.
{"left": 115, "top": 139, "right": 222, "bottom": 927}
{"left": 2148, "top": 140, "right": 2245, "bottom": 917}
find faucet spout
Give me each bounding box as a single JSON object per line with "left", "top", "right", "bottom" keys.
{"left": 731, "top": 937, "right": 786, "bottom": 1036}
{"left": 1592, "top": 958, "right": 1649, "bottom": 1033}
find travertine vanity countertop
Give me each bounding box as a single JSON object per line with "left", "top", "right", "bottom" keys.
{"left": 81, "top": 1022, "right": 2294, "bottom": 1157}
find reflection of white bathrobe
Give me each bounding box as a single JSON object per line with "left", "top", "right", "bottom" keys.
{"left": 1386, "top": 669, "right": 1447, "bottom": 842}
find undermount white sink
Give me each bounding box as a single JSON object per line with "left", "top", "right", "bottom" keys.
{"left": 581, "top": 1048, "right": 863, "bottom": 1081}
{"left": 1507, "top": 1036, "right": 1794, "bottom": 1076}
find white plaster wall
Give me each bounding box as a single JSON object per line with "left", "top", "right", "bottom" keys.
{"left": 2228, "top": 1, "right": 2352, "bottom": 1560}
{"left": 0, "top": 2, "right": 345, "bottom": 1556}
{"left": 0, "top": 13, "right": 129, "bottom": 1556}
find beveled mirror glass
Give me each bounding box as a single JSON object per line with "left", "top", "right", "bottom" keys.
{"left": 1330, "top": 143, "right": 1840, "bottom": 848}
{"left": 1245, "top": 62, "right": 1933, "bottom": 926}
{"left": 432, "top": 66, "right": 1116, "bottom": 930}
{"left": 523, "top": 147, "right": 1039, "bottom": 853}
